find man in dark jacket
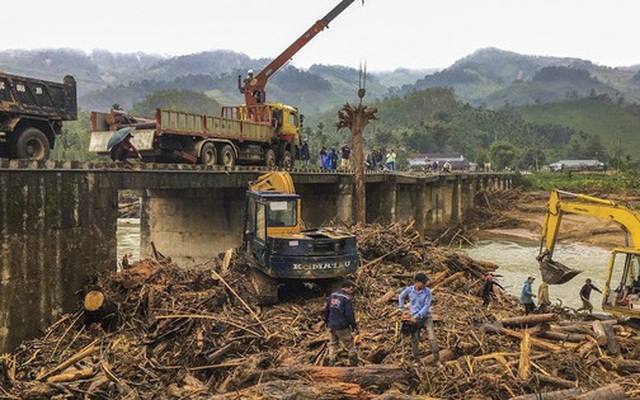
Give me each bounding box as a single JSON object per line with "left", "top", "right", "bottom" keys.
{"left": 323, "top": 280, "right": 359, "bottom": 366}
{"left": 578, "top": 278, "right": 602, "bottom": 314}
{"left": 482, "top": 274, "right": 504, "bottom": 308}
{"left": 300, "top": 138, "right": 310, "bottom": 168}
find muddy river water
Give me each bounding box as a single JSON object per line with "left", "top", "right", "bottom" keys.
{"left": 117, "top": 219, "right": 611, "bottom": 312}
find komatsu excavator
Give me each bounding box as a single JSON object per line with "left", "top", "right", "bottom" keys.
{"left": 241, "top": 171, "right": 359, "bottom": 305}
{"left": 538, "top": 189, "right": 640, "bottom": 318}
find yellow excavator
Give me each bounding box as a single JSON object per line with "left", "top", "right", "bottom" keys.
{"left": 538, "top": 189, "right": 640, "bottom": 318}
{"left": 241, "top": 171, "right": 359, "bottom": 305}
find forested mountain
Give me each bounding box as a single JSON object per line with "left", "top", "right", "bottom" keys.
{"left": 3, "top": 47, "right": 640, "bottom": 168}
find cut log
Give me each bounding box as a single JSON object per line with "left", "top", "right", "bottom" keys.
{"left": 432, "top": 271, "right": 464, "bottom": 290}
{"left": 244, "top": 364, "right": 412, "bottom": 391}
{"left": 83, "top": 290, "right": 119, "bottom": 331}
{"left": 374, "top": 393, "right": 442, "bottom": 400}
{"left": 538, "top": 330, "right": 588, "bottom": 343}
{"left": 604, "top": 323, "right": 620, "bottom": 355}
{"left": 616, "top": 358, "right": 640, "bottom": 373}
{"left": 592, "top": 321, "right": 607, "bottom": 346}
{"left": 535, "top": 373, "right": 576, "bottom": 389}
{"left": 46, "top": 367, "right": 94, "bottom": 383}
{"left": 509, "top": 388, "right": 580, "bottom": 400}
{"left": 499, "top": 313, "right": 558, "bottom": 327}
{"left": 576, "top": 339, "right": 598, "bottom": 359}
{"left": 213, "top": 379, "right": 367, "bottom": 400}
{"left": 571, "top": 383, "right": 627, "bottom": 400}
{"left": 483, "top": 324, "right": 574, "bottom": 352}
{"left": 378, "top": 290, "right": 397, "bottom": 303}
{"left": 517, "top": 330, "right": 531, "bottom": 381}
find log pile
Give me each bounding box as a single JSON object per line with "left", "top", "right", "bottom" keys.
{"left": 1, "top": 220, "right": 640, "bottom": 399}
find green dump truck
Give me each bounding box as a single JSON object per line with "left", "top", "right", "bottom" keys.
{"left": 0, "top": 72, "right": 77, "bottom": 160}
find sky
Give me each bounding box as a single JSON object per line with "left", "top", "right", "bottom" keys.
{"left": 3, "top": 0, "right": 639, "bottom": 71}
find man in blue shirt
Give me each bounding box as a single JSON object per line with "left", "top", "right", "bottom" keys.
{"left": 521, "top": 276, "right": 537, "bottom": 315}
{"left": 324, "top": 280, "right": 359, "bottom": 366}
{"left": 398, "top": 272, "right": 441, "bottom": 365}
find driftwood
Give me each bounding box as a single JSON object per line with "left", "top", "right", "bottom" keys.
{"left": 616, "top": 358, "right": 640, "bottom": 373}
{"left": 244, "top": 365, "right": 412, "bottom": 391}
{"left": 535, "top": 373, "right": 576, "bottom": 389}
{"left": 538, "top": 330, "right": 588, "bottom": 343}
{"left": 509, "top": 388, "right": 581, "bottom": 400}
{"left": 592, "top": 321, "right": 607, "bottom": 346}
{"left": 571, "top": 383, "right": 627, "bottom": 400}
{"left": 213, "top": 379, "right": 367, "bottom": 400}
{"left": 499, "top": 313, "right": 558, "bottom": 327}
{"left": 483, "top": 324, "right": 572, "bottom": 352}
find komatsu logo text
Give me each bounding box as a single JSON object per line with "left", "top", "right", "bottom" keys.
{"left": 292, "top": 261, "right": 351, "bottom": 270}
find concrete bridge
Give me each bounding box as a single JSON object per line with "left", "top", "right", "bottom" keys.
{"left": 0, "top": 161, "right": 512, "bottom": 351}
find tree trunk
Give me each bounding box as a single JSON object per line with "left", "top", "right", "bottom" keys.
{"left": 498, "top": 313, "right": 558, "bottom": 327}
{"left": 244, "top": 364, "right": 412, "bottom": 391}
{"left": 352, "top": 108, "right": 366, "bottom": 225}
{"left": 509, "top": 388, "right": 580, "bottom": 400}
{"left": 571, "top": 383, "right": 627, "bottom": 400}
{"left": 213, "top": 379, "right": 367, "bottom": 400}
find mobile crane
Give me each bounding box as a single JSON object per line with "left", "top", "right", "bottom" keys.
{"left": 89, "top": 0, "right": 359, "bottom": 168}
{"left": 241, "top": 171, "right": 359, "bottom": 305}
{"left": 537, "top": 189, "right": 640, "bottom": 318}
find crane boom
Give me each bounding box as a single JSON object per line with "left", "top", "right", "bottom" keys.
{"left": 242, "top": 0, "right": 357, "bottom": 106}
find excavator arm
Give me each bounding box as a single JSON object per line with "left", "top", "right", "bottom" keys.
{"left": 538, "top": 189, "right": 640, "bottom": 284}
{"left": 242, "top": 0, "right": 358, "bottom": 106}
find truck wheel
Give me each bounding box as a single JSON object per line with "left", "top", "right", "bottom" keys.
{"left": 13, "top": 128, "right": 50, "bottom": 161}
{"left": 199, "top": 142, "right": 217, "bottom": 166}
{"left": 265, "top": 148, "right": 276, "bottom": 168}
{"left": 219, "top": 144, "right": 236, "bottom": 167}
{"left": 278, "top": 143, "right": 293, "bottom": 169}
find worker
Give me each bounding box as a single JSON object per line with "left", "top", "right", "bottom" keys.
{"left": 323, "top": 279, "right": 359, "bottom": 367}
{"left": 385, "top": 149, "right": 396, "bottom": 172}
{"left": 241, "top": 69, "right": 255, "bottom": 91}
{"left": 300, "top": 138, "right": 310, "bottom": 168}
{"left": 318, "top": 146, "right": 328, "bottom": 169}
{"left": 577, "top": 278, "right": 602, "bottom": 314}
{"left": 442, "top": 161, "right": 452, "bottom": 173}
{"left": 398, "top": 272, "right": 442, "bottom": 366}
{"left": 538, "top": 281, "right": 551, "bottom": 312}
{"left": 110, "top": 133, "right": 142, "bottom": 162}
{"left": 339, "top": 142, "right": 351, "bottom": 172}
{"left": 482, "top": 273, "right": 504, "bottom": 308}
{"left": 520, "top": 276, "right": 537, "bottom": 315}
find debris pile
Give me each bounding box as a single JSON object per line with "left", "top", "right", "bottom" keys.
{"left": 0, "top": 221, "right": 639, "bottom": 399}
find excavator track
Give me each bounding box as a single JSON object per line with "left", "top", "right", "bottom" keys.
{"left": 249, "top": 268, "right": 279, "bottom": 306}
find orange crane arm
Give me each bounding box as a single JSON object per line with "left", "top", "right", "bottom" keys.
{"left": 242, "top": 0, "right": 357, "bottom": 106}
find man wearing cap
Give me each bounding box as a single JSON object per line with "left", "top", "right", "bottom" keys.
{"left": 398, "top": 272, "right": 441, "bottom": 365}
{"left": 521, "top": 276, "right": 537, "bottom": 315}
{"left": 323, "top": 280, "right": 359, "bottom": 367}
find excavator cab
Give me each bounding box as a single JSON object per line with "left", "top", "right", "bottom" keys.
{"left": 603, "top": 250, "right": 640, "bottom": 318}
{"left": 241, "top": 172, "right": 359, "bottom": 305}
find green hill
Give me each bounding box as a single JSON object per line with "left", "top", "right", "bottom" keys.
{"left": 512, "top": 99, "right": 640, "bottom": 156}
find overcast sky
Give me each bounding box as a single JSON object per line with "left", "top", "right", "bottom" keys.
{"left": 4, "top": 0, "right": 638, "bottom": 71}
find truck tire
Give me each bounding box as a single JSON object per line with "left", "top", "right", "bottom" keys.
{"left": 265, "top": 148, "right": 276, "bottom": 168}
{"left": 219, "top": 144, "right": 236, "bottom": 168}
{"left": 278, "top": 142, "right": 293, "bottom": 169}
{"left": 199, "top": 142, "right": 217, "bottom": 166}
{"left": 13, "top": 127, "right": 50, "bottom": 161}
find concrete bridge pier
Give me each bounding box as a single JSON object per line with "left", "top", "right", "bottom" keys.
{"left": 0, "top": 170, "right": 117, "bottom": 351}
{"left": 140, "top": 188, "right": 247, "bottom": 266}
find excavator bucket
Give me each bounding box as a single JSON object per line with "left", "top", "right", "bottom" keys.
{"left": 539, "top": 258, "right": 582, "bottom": 285}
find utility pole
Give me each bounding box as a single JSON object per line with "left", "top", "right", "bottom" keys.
{"left": 336, "top": 64, "right": 378, "bottom": 225}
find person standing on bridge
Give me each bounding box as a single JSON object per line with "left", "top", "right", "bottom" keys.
{"left": 339, "top": 142, "right": 351, "bottom": 172}
{"left": 300, "top": 138, "right": 310, "bottom": 169}
{"left": 577, "top": 278, "right": 602, "bottom": 314}
{"left": 318, "top": 146, "right": 328, "bottom": 169}
{"left": 385, "top": 149, "right": 396, "bottom": 172}
{"left": 110, "top": 133, "right": 142, "bottom": 162}
{"left": 324, "top": 279, "right": 359, "bottom": 367}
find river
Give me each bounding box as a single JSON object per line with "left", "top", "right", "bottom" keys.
{"left": 116, "top": 219, "right": 610, "bottom": 311}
